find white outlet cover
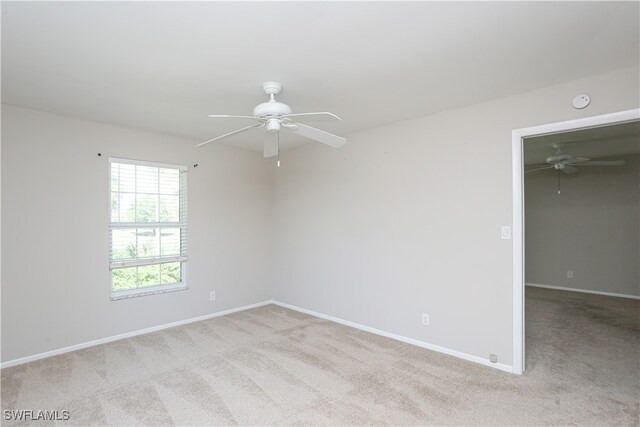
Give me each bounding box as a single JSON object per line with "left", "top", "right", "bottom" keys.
{"left": 422, "top": 313, "right": 429, "bottom": 326}
{"left": 501, "top": 226, "right": 511, "bottom": 240}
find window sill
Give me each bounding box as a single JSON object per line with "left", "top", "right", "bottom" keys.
{"left": 111, "top": 283, "right": 188, "bottom": 301}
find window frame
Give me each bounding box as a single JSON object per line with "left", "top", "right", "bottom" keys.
{"left": 108, "top": 157, "right": 188, "bottom": 300}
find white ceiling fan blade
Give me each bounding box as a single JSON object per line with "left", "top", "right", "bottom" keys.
{"left": 281, "top": 112, "right": 342, "bottom": 122}
{"left": 264, "top": 132, "right": 279, "bottom": 158}
{"left": 561, "top": 165, "right": 578, "bottom": 174}
{"left": 527, "top": 163, "right": 550, "bottom": 168}
{"left": 578, "top": 160, "right": 626, "bottom": 166}
{"left": 196, "top": 123, "right": 263, "bottom": 148}
{"left": 564, "top": 157, "right": 590, "bottom": 164}
{"left": 525, "top": 166, "right": 554, "bottom": 174}
{"left": 289, "top": 123, "right": 346, "bottom": 148}
{"left": 208, "top": 114, "right": 264, "bottom": 121}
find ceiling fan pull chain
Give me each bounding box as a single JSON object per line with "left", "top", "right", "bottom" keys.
{"left": 277, "top": 132, "right": 281, "bottom": 168}
{"left": 557, "top": 172, "right": 561, "bottom": 195}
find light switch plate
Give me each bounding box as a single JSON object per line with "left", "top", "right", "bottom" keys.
{"left": 501, "top": 226, "right": 511, "bottom": 240}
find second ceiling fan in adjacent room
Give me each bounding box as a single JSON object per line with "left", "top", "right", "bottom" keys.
{"left": 525, "top": 143, "right": 626, "bottom": 174}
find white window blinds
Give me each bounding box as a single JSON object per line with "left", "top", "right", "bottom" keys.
{"left": 109, "top": 157, "right": 187, "bottom": 299}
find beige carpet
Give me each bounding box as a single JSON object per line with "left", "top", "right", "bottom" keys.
{"left": 1, "top": 288, "right": 638, "bottom": 426}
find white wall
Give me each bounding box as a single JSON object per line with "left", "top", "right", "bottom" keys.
{"left": 273, "top": 66, "right": 640, "bottom": 367}
{"left": 1, "top": 105, "right": 274, "bottom": 362}
{"left": 525, "top": 154, "right": 639, "bottom": 297}
{"left": 2, "top": 66, "right": 639, "bottom": 368}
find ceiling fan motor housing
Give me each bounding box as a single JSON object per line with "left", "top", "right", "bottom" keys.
{"left": 546, "top": 153, "right": 572, "bottom": 164}
{"left": 253, "top": 100, "right": 292, "bottom": 118}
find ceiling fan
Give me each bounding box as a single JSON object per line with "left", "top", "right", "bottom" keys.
{"left": 196, "top": 82, "right": 346, "bottom": 160}
{"left": 525, "top": 143, "right": 626, "bottom": 174}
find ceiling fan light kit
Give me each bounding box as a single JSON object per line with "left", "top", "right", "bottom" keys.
{"left": 198, "top": 82, "right": 346, "bottom": 161}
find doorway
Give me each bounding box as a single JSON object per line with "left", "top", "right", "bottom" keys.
{"left": 511, "top": 109, "right": 640, "bottom": 375}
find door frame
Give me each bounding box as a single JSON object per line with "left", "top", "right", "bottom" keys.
{"left": 511, "top": 108, "right": 640, "bottom": 375}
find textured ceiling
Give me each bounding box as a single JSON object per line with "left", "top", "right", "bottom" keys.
{"left": 2, "top": 2, "right": 639, "bottom": 151}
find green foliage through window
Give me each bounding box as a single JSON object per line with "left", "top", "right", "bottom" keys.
{"left": 109, "top": 160, "right": 186, "bottom": 295}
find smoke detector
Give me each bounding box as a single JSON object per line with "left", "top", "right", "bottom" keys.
{"left": 572, "top": 94, "right": 590, "bottom": 109}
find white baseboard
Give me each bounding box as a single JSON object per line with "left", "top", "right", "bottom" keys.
{"left": 526, "top": 283, "right": 640, "bottom": 300}
{"left": 2, "top": 298, "right": 515, "bottom": 375}
{"left": 271, "top": 300, "right": 514, "bottom": 374}
{"left": 0, "top": 300, "right": 273, "bottom": 369}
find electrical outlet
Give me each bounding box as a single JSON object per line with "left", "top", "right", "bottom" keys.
{"left": 567, "top": 270, "right": 574, "bottom": 279}
{"left": 210, "top": 291, "right": 216, "bottom": 301}
{"left": 422, "top": 313, "right": 430, "bottom": 326}
{"left": 490, "top": 354, "right": 498, "bottom": 363}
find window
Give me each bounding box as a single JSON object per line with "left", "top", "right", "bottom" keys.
{"left": 109, "top": 158, "right": 187, "bottom": 299}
